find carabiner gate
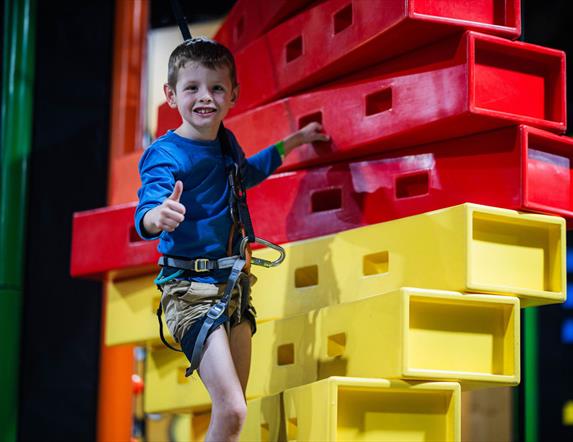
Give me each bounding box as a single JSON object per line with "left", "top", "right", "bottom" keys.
{"left": 240, "top": 236, "right": 286, "bottom": 268}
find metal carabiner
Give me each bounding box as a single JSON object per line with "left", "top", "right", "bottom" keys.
{"left": 240, "top": 236, "right": 286, "bottom": 268}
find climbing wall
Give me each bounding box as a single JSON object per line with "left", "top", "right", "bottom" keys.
{"left": 70, "top": 0, "right": 572, "bottom": 440}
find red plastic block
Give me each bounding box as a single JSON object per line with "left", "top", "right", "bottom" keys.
{"left": 248, "top": 125, "right": 573, "bottom": 244}
{"left": 214, "top": 0, "right": 316, "bottom": 53}
{"left": 70, "top": 125, "right": 573, "bottom": 278}
{"left": 70, "top": 203, "right": 158, "bottom": 279}
{"left": 226, "top": 31, "right": 566, "bottom": 171}
{"left": 229, "top": 0, "right": 521, "bottom": 115}
{"left": 155, "top": 102, "right": 180, "bottom": 140}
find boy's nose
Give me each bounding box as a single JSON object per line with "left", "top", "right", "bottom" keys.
{"left": 198, "top": 90, "right": 213, "bottom": 103}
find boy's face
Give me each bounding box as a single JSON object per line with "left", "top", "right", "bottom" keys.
{"left": 164, "top": 62, "right": 238, "bottom": 141}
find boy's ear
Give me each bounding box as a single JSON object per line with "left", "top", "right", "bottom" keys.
{"left": 164, "top": 83, "right": 178, "bottom": 108}
{"left": 230, "top": 85, "right": 240, "bottom": 107}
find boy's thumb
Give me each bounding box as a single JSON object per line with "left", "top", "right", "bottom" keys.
{"left": 169, "top": 180, "right": 183, "bottom": 202}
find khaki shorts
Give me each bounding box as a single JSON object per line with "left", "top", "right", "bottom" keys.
{"left": 159, "top": 273, "right": 257, "bottom": 344}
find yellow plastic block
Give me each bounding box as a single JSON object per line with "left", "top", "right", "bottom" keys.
{"left": 563, "top": 400, "right": 573, "bottom": 426}
{"left": 190, "top": 409, "right": 210, "bottom": 441}
{"left": 144, "top": 310, "right": 316, "bottom": 413}
{"left": 250, "top": 203, "right": 565, "bottom": 322}
{"left": 105, "top": 203, "right": 560, "bottom": 345}
{"left": 315, "top": 288, "right": 520, "bottom": 389}
{"left": 240, "top": 394, "right": 282, "bottom": 442}
{"left": 245, "top": 288, "right": 518, "bottom": 398}
{"left": 105, "top": 273, "right": 165, "bottom": 346}
{"left": 246, "top": 310, "right": 317, "bottom": 400}
{"left": 283, "top": 377, "right": 461, "bottom": 442}
{"left": 172, "top": 414, "right": 192, "bottom": 441}
{"left": 144, "top": 345, "right": 211, "bottom": 413}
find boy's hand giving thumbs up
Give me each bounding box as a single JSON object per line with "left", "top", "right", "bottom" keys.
{"left": 142, "top": 180, "right": 186, "bottom": 236}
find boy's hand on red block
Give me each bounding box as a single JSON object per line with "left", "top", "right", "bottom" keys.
{"left": 298, "top": 122, "right": 330, "bottom": 145}
{"left": 283, "top": 122, "right": 330, "bottom": 156}
{"left": 143, "top": 180, "right": 186, "bottom": 235}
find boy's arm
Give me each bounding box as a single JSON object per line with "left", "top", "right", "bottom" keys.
{"left": 135, "top": 146, "right": 185, "bottom": 239}
{"left": 232, "top": 122, "right": 329, "bottom": 189}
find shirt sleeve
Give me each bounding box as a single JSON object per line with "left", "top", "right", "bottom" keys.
{"left": 226, "top": 129, "right": 283, "bottom": 189}
{"left": 134, "top": 145, "right": 181, "bottom": 240}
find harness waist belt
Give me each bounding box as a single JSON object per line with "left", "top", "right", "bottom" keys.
{"left": 158, "top": 255, "right": 241, "bottom": 273}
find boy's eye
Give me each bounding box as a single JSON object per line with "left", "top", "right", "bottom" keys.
{"left": 186, "top": 85, "right": 198, "bottom": 91}
{"left": 213, "top": 85, "right": 224, "bottom": 91}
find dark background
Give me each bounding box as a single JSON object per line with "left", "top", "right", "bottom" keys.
{"left": 15, "top": 0, "right": 573, "bottom": 440}
{"left": 17, "top": 1, "right": 114, "bottom": 440}
{"left": 515, "top": 3, "right": 573, "bottom": 442}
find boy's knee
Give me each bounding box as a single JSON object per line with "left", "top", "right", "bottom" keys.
{"left": 219, "top": 400, "right": 247, "bottom": 432}
{"left": 229, "top": 400, "right": 248, "bottom": 425}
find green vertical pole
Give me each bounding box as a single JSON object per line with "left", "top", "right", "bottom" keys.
{"left": 524, "top": 308, "right": 539, "bottom": 442}
{"left": 513, "top": 386, "right": 520, "bottom": 442}
{"left": 0, "top": 0, "right": 36, "bottom": 440}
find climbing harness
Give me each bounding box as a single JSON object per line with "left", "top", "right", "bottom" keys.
{"left": 155, "top": 122, "right": 285, "bottom": 375}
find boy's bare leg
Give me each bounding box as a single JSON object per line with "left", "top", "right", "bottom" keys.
{"left": 199, "top": 326, "right": 247, "bottom": 442}
{"left": 229, "top": 320, "right": 252, "bottom": 394}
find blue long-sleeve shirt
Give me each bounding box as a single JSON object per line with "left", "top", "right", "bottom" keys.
{"left": 135, "top": 129, "right": 282, "bottom": 282}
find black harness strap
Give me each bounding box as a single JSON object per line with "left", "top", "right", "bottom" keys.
{"left": 169, "top": 0, "right": 192, "bottom": 41}
{"left": 159, "top": 255, "right": 240, "bottom": 272}
{"left": 187, "top": 257, "right": 246, "bottom": 375}
{"left": 219, "top": 123, "right": 256, "bottom": 242}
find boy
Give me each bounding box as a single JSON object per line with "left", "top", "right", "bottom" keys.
{"left": 135, "top": 37, "right": 329, "bottom": 442}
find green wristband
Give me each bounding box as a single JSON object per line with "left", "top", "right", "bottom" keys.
{"left": 275, "top": 140, "right": 285, "bottom": 158}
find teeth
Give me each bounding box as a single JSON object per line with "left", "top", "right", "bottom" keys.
{"left": 195, "top": 108, "right": 215, "bottom": 114}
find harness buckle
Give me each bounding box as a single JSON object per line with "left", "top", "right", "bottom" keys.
{"left": 193, "top": 259, "right": 210, "bottom": 272}
{"left": 207, "top": 302, "right": 226, "bottom": 320}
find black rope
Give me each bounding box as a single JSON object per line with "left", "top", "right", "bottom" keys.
{"left": 157, "top": 303, "right": 182, "bottom": 352}
{"left": 169, "top": 0, "right": 192, "bottom": 41}
{"left": 519, "top": 0, "right": 524, "bottom": 43}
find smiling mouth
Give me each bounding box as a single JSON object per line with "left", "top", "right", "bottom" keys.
{"left": 194, "top": 107, "right": 216, "bottom": 115}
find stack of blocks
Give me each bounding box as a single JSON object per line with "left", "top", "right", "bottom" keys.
{"left": 69, "top": 0, "right": 572, "bottom": 440}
